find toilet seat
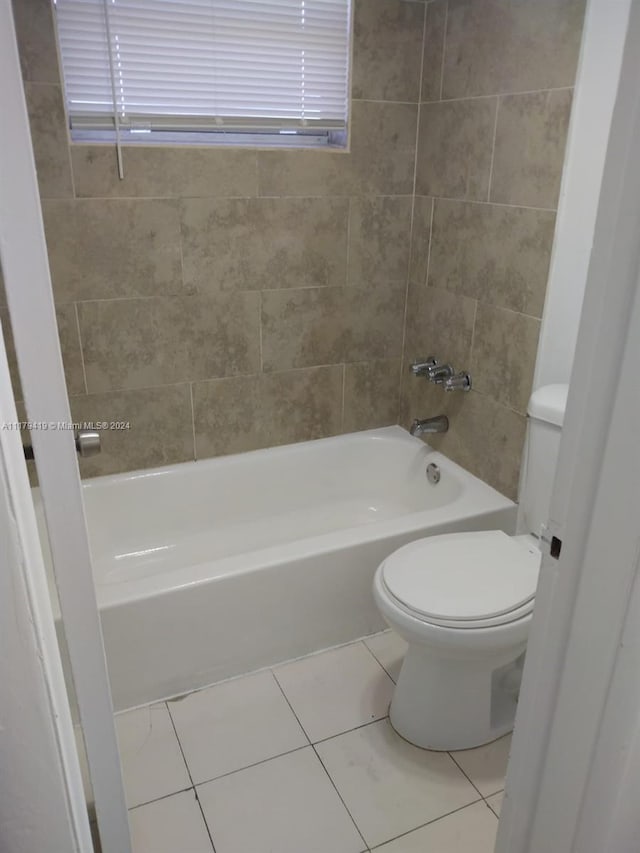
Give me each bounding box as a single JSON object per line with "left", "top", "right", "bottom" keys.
{"left": 380, "top": 531, "right": 541, "bottom": 630}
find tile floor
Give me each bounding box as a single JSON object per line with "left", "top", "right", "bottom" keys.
{"left": 111, "top": 630, "right": 511, "bottom": 853}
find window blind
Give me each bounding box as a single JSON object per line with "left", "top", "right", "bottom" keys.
{"left": 54, "top": 0, "right": 352, "bottom": 135}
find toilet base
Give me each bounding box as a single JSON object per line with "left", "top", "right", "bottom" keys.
{"left": 389, "top": 643, "right": 525, "bottom": 751}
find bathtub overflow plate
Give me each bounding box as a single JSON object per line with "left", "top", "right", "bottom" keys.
{"left": 426, "top": 462, "right": 441, "bottom": 485}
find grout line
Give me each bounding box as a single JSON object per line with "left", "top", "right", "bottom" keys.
{"left": 487, "top": 97, "right": 501, "bottom": 202}
{"left": 312, "top": 741, "right": 371, "bottom": 851}
{"left": 270, "top": 670, "right": 313, "bottom": 745}
{"left": 468, "top": 298, "right": 479, "bottom": 370}
{"left": 73, "top": 301, "right": 89, "bottom": 395}
{"left": 164, "top": 703, "right": 218, "bottom": 852}
{"left": 438, "top": 0, "right": 448, "bottom": 101}
{"left": 429, "top": 194, "right": 557, "bottom": 214}
{"left": 258, "top": 291, "right": 264, "bottom": 373}
{"left": 447, "top": 751, "right": 486, "bottom": 800}
{"left": 188, "top": 382, "right": 197, "bottom": 461}
{"left": 311, "top": 715, "right": 390, "bottom": 748}
{"left": 126, "top": 784, "right": 195, "bottom": 812}
{"left": 423, "top": 84, "right": 574, "bottom": 107}
{"left": 360, "top": 639, "right": 400, "bottom": 684}
{"left": 368, "top": 798, "right": 484, "bottom": 850}
{"left": 399, "top": 0, "right": 428, "bottom": 426}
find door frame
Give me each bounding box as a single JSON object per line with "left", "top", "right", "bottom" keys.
{"left": 496, "top": 0, "right": 640, "bottom": 849}
{"left": 0, "top": 2, "right": 131, "bottom": 850}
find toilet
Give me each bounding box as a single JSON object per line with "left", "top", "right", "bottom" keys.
{"left": 373, "top": 384, "right": 569, "bottom": 751}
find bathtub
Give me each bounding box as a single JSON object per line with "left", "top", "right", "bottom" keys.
{"left": 40, "top": 426, "right": 516, "bottom": 711}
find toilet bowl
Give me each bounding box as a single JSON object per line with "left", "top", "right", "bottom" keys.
{"left": 374, "top": 531, "right": 540, "bottom": 751}
{"left": 374, "top": 384, "right": 569, "bottom": 751}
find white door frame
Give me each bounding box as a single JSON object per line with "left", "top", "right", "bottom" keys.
{"left": 497, "top": 0, "right": 640, "bottom": 850}
{"left": 0, "top": 2, "right": 131, "bottom": 851}
{"left": 0, "top": 325, "right": 88, "bottom": 853}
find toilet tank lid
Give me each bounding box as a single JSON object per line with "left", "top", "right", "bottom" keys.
{"left": 528, "top": 384, "right": 569, "bottom": 427}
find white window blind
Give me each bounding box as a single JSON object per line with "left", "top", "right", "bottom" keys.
{"left": 53, "top": 0, "right": 352, "bottom": 137}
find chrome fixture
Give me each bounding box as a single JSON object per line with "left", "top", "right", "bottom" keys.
{"left": 75, "top": 429, "right": 101, "bottom": 457}
{"left": 427, "top": 362, "right": 455, "bottom": 384}
{"left": 23, "top": 428, "right": 101, "bottom": 461}
{"left": 410, "top": 415, "right": 449, "bottom": 437}
{"left": 410, "top": 357, "right": 471, "bottom": 390}
{"left": 426, "top": 462, "right": 441, "bottom": 484}
{"left": 410, "top": 357, "right": 438, "bottom": 377}
{"left": 443, "top": 372, "right": 472, "bottom": 393}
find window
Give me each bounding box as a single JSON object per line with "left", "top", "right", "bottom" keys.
{"left": 53, "top": 0, "right": 352, "bottom": 148}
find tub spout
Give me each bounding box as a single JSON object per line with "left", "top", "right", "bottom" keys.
{"left": 410, "top": 415, "right": 449, "bottom": 437}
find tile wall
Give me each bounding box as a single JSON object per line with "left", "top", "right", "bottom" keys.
{"left": 7, "top": 0, "right": 585, "bottom": 497}
{"left": 402, "top": 0, "right": 585, "bottom": 497}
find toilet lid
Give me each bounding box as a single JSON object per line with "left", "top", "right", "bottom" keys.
{"left": 381, "top": 531, "right": 540, "bottom": 623}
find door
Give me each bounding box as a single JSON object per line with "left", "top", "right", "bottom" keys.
{"left": 496, "top": 0, "right": 640, "bottom": 850}
{"left": 0, "top": 3, "right": 131, "bottom": 851}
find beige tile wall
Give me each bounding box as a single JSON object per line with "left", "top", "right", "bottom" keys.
{"left": 9, "top": 0, "right": 422, "bottom": 478}
{"left": 401, "top": 0, "right": 585, "bottom": 498}
{"left": 7, "top": 0, "right": 585, "bottom": 498}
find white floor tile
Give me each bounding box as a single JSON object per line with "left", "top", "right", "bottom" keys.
{"left": 363, "top": 630, "right": 408, "bottom": 682}
{"left": 129, "top": 790, "right": 213, "bottom": 853}
{"left": 486, "top": 790, "right": 504, "bottom": 817}
{"left": 273, "top": 642, "right": 395, "bottom": 742}
{"left": 197, "top": 746, "right": 365, "bottom": 853}
{"left": 450, "top": 733, "right": 512, "bottom": 797}
{"left": 316, "top": 719, "right": 479, "bottom": 848}
{"left": 167, "top": 670, "right": 307, "bottom": 784}
{"left": 374, "top": 801, "right": 498, "bottom": 852}
{"left": 115, "top": 703, "right": 191, "bottom": 808}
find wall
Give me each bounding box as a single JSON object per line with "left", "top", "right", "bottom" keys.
{"left": 7, "top": 0, "right": 586, "bottom": 499}
{"left": 8, "top": 0, "right": 423, "bottom": 478}
{"left": 533, "top": 0, "right": 631, "bottom": 389}
{"left": 401, "top": 0, "right": 585, "bottom": 498}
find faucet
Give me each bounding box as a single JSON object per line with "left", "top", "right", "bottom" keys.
{"left": 410, "top": 415, "right": 449, "bottom": 437}
{"left": 409, "top": 358, "right": 458, "bottom": 385}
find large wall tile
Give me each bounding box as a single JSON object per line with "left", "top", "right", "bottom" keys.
{"left": 194, "top": 366, "right": 343, "bottom": 457}
{"left": 421, "top": 0, "right": 447, "bottom": 102}
{"left": 416, "top": 98, "right": 497, "bottom": 200}
{"left": 400, "top": 382, "right": 526, "bottom": 499}
{"left": 0, "top": 304, "right": 85, "bottom": 400}
{"left": 258, "top": 101, "right": 417, "bottom": 196}
{"left": 71, "top": 146, "right": 258, "bottom": 198}
{"left": 70, "top": 385, "right": 193, "bottom": 478}
{"left": 343, "top": 359, "right": 400, "bottom": 432}
{"left": 193, "top": 375, "right": 262, "bottom": 459}
{"left": 344, "top": 281, "right": 406, "bottom": 362}
{"left": 259, "top": 366, "right": 344, "bottom": 448}
{"left": 55, "top": 303, "right": 86, "bottom": 396}
{"left": 443, "top": 0, "right": 586, "bottom": 98}
{"left": 408, "top": 196, "right": 433, "bottom": 286}
{"left": 348, "top": 197, "right": 412, "bottom": 285}
{"left": 343, "top": 100, "right": 417, "bottom": 196}
{"left": 12, "top": 0, "right": 60, "bottom": 84}
{"left": 351, "top": 0, "right": 424, "bottom": 102}
{"left": 470, "top": 304, "right": 541, "bottom": 414}
{"left": 261, "top": 288, "right": 345, "bottom": 372}
{"left": 429, "top": 200, "right": 556, "bottom": 316}
{"left": 78, "top": 293, "right": 260, "bottom": 392}
{"left": 181, "top": 197, "right": 348, "bottom": 292}
{"left": 43, "top": 199, "right": 182, "bottom": 301}
{"left": 25, "top": 84, "right": 73, "bottom": 199}
{"left": 404, "top": 283, "right": 476, "bottom": 369}
{"left": 491, "top": 90, "right": 573, "bottom": 209}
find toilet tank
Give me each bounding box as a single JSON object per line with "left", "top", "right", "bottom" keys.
{"left": 519, "top": 384, "right": 569, "bottom": 538}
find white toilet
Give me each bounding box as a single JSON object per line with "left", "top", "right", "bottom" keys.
{"left": 373, "top": 384, "right": 568, "bottom": 751}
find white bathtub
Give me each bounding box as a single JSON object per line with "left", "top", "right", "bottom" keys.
{"left": 40, "top": 427, "right": 516, "bottom": 711}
